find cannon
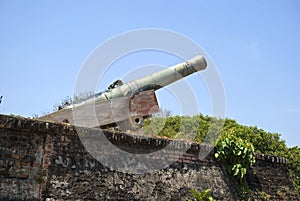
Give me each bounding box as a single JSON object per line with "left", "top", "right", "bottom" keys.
{"left": 39, "top": 55, "right": 207, "bottom": 129}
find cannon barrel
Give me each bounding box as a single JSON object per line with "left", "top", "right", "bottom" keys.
{"left": 96, "top": 55, "right": 207, "bottom": 101}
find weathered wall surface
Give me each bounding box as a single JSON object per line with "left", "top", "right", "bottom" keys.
{"left": 247, "top": 157, "right": 299, "bottom": 200}
{"left": 0, "top": 116, "right": 47, "bottom": 201}
{"left": 0, "top": 114, "right": 299, "bottom": 201}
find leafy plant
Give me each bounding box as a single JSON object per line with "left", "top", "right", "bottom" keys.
{"left": 283, "top": 146, "right": 300, "bottom": 195}
{"left": 214, "top": 132, "right": 256, "bottom": 182}
{"left": 188, "top": 189, "right": 215, "bottom": 201}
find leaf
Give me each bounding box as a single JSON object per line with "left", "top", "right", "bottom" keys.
{"left": 243, "top": 147, "right": 248, "bottom": 155}
{"left": 190, "top": 189, "right": 202, "bottom": 200}
{"left": 225, "top": 138, "right": 230, "bottom": 145}
{"left": 241, "top": 168, "right": 247, "bottom": 177}
{"left": 189, "top": 189, "right": 215, "bottom": 201}
{"left": 199, "top": 189, "right": 210, "bottom": 198}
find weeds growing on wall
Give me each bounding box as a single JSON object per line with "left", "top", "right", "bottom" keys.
{"left": 214, "top": 131, "right": 256, "bottom": 199}
{"left": 214, "top": 131, "right": 256, "bottom": 182}
{"left": 188, "top": 189, "right": 215, "bottom": 201}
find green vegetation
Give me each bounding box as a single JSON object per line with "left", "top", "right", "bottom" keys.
{"left": 284, "top": 146, "right": 300, "bottom": 193}
{"left": 143, "top": 114, "right": 300, "bottom": 195}
{"left": 214, "top": 132, "right": 256, "bottom": 181}
{"left": 214, "top": 131, "right": 256, "bottom": 199}
{"left": 143, "top": 114, "right": 224, "bottom": 144}
{"left": 188, "top": 189, "right": 215, "bottom": 201}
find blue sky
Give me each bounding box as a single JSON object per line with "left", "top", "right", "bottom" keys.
{"left": 0, "top": 1, "right": 299, "bottom": 147}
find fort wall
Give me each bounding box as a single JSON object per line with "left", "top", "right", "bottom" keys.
{"left": 0, "top": 114, "right": 298, "bottom": 200}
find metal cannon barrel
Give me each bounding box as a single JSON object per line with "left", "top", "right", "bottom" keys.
{"left": 96, "top": 55, "right": 207, "bottom": 101}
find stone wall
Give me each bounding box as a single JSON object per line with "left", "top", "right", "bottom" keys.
{"left": 0, "top": 114, "right": 299, "bottom": 201}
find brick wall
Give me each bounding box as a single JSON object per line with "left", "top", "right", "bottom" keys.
{"left": 0, "top": 114, "right": 299, "bottom": 200}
